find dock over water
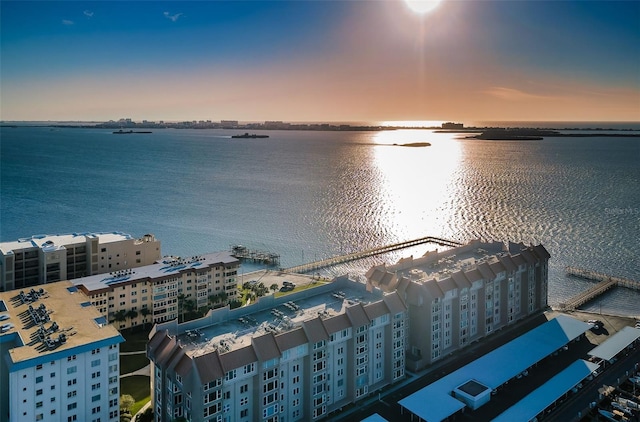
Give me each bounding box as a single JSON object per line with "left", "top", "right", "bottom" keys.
{"left": 558, "top": 267, "right": 640, "bottom": 311}
{"left": 231, "top": 245, "right": 280, "bottom": 266}
{"left": 283, "top": 236, "right": 461, "bottom": 274}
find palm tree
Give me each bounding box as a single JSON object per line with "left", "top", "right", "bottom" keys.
{"left": 112, "top": 310, "right": 127, "bottom": 326}
{"left": 270, "top": 283, "right": 279, "bottom": 293}
{"left": 177, "top": 294, "right": 186, "bottom": 322}
{"left": 140, "top": 308, "right": 151, "bottom": 330}
{"left": 125, "top": 309, "right": 138, "bottom": 324}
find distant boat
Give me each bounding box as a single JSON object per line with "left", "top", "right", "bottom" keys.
{"left": 113, "top": 129, "right": 152, "bottom": 134}
{"left": 231, "top": 132, "right": 269, "bottom": 139}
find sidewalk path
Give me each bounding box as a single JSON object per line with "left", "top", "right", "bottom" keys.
{"left": 121, "top": 363, "right": 151, "bottom": 378}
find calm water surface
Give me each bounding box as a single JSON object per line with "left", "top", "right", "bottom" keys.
{"left": 1, "top": 127, "right": 639, "bottom": 315}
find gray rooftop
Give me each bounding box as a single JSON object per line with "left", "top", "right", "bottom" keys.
{"left": 588, "top": 326, "right": 640, "bottom": 362}
{"left": 75, "top": 251, "right": 239, "bottom": 293}
{"left": 175, "top": 280, "right": 385, "bottom": 358}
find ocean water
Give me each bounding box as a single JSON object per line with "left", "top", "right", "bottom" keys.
{"left": 1, "top": 127, "right": 639, "bottom": 316}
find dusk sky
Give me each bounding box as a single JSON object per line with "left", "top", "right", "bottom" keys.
{"left": 1, "top": 1, "right": 639, "bottom": 123}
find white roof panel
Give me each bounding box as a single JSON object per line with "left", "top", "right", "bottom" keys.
{"left": 493, "top": 359, "right": 600, "bottom": 422}
{"left": 399, "top": 315, "right": 590, "bottom": 422}
{"left": 588, "top": 326, "right": 640, "bottom": 361}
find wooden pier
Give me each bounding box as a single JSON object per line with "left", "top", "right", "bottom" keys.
{"left": 282, "top": 236, "right": 462, "bottom": 274}
{"left": 558, "top": 267, "right": 640, "bottom": 311}
{"left": 231, "top": 245, "right": 280, "bottom": 266}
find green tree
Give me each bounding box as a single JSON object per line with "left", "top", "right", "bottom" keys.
{"left": 113, "top": 310, "right": 127, "bottom": 325}
{"left": 140, "top": 308, "right": 151, "bottom": 329}
{"left": 126, "top": 309, "right": 138, "bottom": 321}
{"left": 270, "top": 283, "right": 279, "bottom": 292}
{"left": 120, "top": 394, "right": 135, "bottom": 413}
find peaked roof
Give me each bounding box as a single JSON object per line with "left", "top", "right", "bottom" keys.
{"left": 302, "top": 317, "right": 329, "bottom": 343}
{"left": 218, "top": 345, "right": 258, "bottom": 373}
{"left": 274, "top": 327, "right": 308, "bottom": 352}
{"left": 194, "top": 352, "right": 224, "bottom": 384}
{"left": 252, "top": 333, "right": 281, "bottom": 362}
{"left": 345, "top": 303, "right": 371, "bottom": 328}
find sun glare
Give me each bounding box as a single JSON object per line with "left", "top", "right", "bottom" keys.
{"left": 403, "top": 0, "right": 442, "bottom": 14}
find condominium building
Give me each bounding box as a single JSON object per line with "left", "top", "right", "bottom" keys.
{"left": 147, "top": 277, "right": 408, "bottom": 422}
{"left": 0, "top": 281, "right": 124, "bottom": 422}
{"left": 365, "top": 239, "right": 550, "bottom": 371}
{"left": 74, "top": 252, "right": 240, "bottom": 330}
{"left": 0, "top": 232, "right": 161, "bottom": 291}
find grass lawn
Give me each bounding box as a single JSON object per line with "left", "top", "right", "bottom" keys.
{"left": 120, "top": 352, "right": 150, "bottom": 374}
{"left": 273, "top": 281, "right": 324, "bottom": 298}
{"left": 121, "top": 375, "right": 151, "bottom": 416}
{"left": 120, "top": 328, "right": 151, "bottom": 353}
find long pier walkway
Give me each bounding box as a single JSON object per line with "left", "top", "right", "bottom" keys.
{"left": 558, "top": 267, "right": 640, "bottom": 311}
{"left": 282, "top": 236, "right": 461, "bottom": 274}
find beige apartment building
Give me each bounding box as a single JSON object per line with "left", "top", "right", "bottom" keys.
{"left": 0, "top": 232, "right": 161, "bottom": 292}
{"left": 0, "top": 281, "right": 124, "bottom": 422}
{"left": 74, "top": 252, "right": 240, "bottom": 330}
{"left": 366, "top": 239, "right": 550, "bottom": 371}
{"left": 147, "top": 277, "right": 408, "bottom": 422}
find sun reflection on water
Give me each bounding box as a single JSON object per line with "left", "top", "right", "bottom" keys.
{"left": 371, "top": 129, "right": 463, "bottom": 244}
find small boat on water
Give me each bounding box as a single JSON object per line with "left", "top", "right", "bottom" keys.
{"left": 113, "top": 129, "right": 152, "bottom": 134}
{"left": 231, "top": 132, "right": 269, "bottom": 139}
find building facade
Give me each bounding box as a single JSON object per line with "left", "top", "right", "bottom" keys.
{"left": 365, "top": 240, "right": 550, "bottom": 371}
{"left": 0, "top": 232, "right": 161, "bottom": 291}
{"left": 147, "top": 278, "right": 408, "bottom": 422}
{"left": 74, "top": 252, "right": 240, "bottom": 330}
{"left": 0, "top": 281, "right": 124, "bottom": 422}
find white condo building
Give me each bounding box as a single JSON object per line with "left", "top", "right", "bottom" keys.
{"left": 147, "top": 277, "right": 408, "bottom": 422}
{"left": 74, "top": 252, "right": 240, "bottom": 330}
{"left": 0, "top": 232, "right": 161, "bottom": 292}
{"left": 365, "top": 239, "right": 550, "bottom": 371}
{"left": 0, "top": 281, "right": 124, "bottom": 422}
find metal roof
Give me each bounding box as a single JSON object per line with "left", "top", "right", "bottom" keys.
{"left": 493, "top": 359, "right": 600, "bottom": 422}
{"left": 399, "top": 315, "right": 591, "bottom": 422}
{"left": 588, "top": 326, "right": 640, "bottom": 362}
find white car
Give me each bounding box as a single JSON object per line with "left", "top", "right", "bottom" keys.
{"left": 0, "top": 314, "right": 10, "bottom": 321}
{"left": 0, "top": 323, "right": 15, "bottom": 333}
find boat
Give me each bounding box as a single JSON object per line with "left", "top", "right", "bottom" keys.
{"left": 231, "top": 132, "right": 269, "bottom": 139}
{"left": 113, "top": 129, "right": 152, "bottom": 134}
{"left": 598, "top": 409, "right": 618, "bottom": 422}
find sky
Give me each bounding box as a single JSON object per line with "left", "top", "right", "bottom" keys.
{"left": 1, "top": 0, "right": 639, "bottom": 123}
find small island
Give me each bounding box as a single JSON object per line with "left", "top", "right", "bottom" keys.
{"left": 393, "top": 142, "right": 431, "bottom": 147}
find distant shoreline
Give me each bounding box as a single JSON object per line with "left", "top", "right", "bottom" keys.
{"left": 2, "top": 122, "right": 640, "bottom": 133}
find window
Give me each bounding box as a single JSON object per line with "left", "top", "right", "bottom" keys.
{"left": 67, "top": 366, "right": 77, "bottom": 374}
{"left": 36, "top": 389, "right": 43, "bottom": 396}
{"left": 36, "top": 376, "right": 43, "bottom": 383}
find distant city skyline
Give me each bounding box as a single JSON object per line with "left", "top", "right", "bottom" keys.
{"left": 1, "top": 1, "right": 639, "bottom": 123}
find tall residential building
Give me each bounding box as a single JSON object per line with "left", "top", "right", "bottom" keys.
{"left": 147, "top": 277, "right": 408, "bottom": 422}
{"left": 0, "top": 232, "right": 161, "bottom": 292}
{"left": 365, "top": 239, "right": 550, "bottom": 371}
{"left": 0, "top": 281, "right": 124, "bottom": 422}
{"left": 74, "top": 252, "right": 240, "bottom": 330}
